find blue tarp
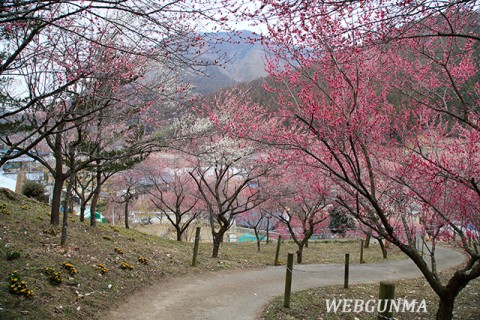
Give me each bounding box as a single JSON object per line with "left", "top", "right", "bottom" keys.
{"left": 238, "top": 233, "right": 257, "bottom": 242}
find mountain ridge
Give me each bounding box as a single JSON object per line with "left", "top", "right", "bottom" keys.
{"left": 185, "top": 30, "right": 269, "bottom": 94}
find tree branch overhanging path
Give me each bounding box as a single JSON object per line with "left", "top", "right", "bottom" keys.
{"left": 104, "top": 246, "right": 464, "bottom": 320}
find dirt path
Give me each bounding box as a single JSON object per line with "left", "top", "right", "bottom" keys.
{"left": 103, "top": 247, "right": 464, "bottom": 320}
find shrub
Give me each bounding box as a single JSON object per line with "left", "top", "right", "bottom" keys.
{"left": 329, "top": 207, "right": 356, "bottom": 238}
{"left": 21, "top": 181, "right": 48, "bottom": 203}
{"left": 6, "top": 250, "right": 21, "bottom": 261}
{"left": 138, "top": 257, "right": 148, "bottom": 265}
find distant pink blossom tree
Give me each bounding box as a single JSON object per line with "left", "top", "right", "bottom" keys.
{"left": 141, "top": 155, "right": 205, "bottom": 241}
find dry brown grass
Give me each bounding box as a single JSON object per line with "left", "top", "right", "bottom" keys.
{"left": 261, "top": 270, "right": 480, "bottom": 319}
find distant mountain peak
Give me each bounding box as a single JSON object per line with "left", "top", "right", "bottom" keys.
{"left": 184, "top": 31, "right": 268, "bottom": 95}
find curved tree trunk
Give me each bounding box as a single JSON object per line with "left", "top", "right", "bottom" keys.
{"left": 365, "top": 232, "right": 371, "bottom": 248}
{"left": 378, "top": 238, "right": 388, "bottom": 259}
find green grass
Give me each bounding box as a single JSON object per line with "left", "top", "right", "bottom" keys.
{"left": 0, "top": 188, "right": 405, "bottom": 319}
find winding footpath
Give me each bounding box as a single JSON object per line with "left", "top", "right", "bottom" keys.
{"left": 104, "top": 247, "right": 464, "bottom": 320}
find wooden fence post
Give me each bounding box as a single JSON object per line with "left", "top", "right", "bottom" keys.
{"left": 275, "top": 235, "right": 283, "bottom": 266}
{"left": 284, "top": 253, "right": 294, "bottom": 308}
{"left": 344, "top": 253, "right": 350, "bottom": 289}
{"left": 378, "top": 281, "right": 395, "bottom": 320}
{"left": 360, "top": 240, "right": 365, "bottom": 263}
{"left": 191, "top": 227, "right": 201, "bottom": 267}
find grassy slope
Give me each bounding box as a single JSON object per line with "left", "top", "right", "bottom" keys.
{"left": 0, "top": 188, "right": 405, "bottom": 320}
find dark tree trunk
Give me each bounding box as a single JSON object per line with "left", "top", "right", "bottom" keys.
{"left": 378, "top": 238, "right": 388, "bottom": 259}
{"left": 176, "top": 227, "right": 183, "bottom": 241}
{"left": 90, "top": 192, "right": 98, "bottom": 227}
{"left": 61, "top": 176, "right": 74, "bottom": 246}
{"left": 436, "top": 295, "right": 455, "bottom": 320}
{"left": 79, "top": 202, "right": 86, "bottom": 222}
{"left": 365, "top": 232, "right": 371, "bottom": 248}
{"left": 124, "top": 199, "right": 130, "bottom": 229}
{"left": 173, "top": 214, "right": 187, "bottom": 242}
{"left": 50, "top": 175, "right": 65, "bottom": 225}
{"left": 49, "top": 131, "right": 65, "bottom": 225}
{"left": 266, "top": 218, "right": 271, "bottom": 244}
{"left": 212, "top": 231, "right": 225, "bottom": 258}
{"left": 61, "top": 149, "right": 76, "bottom": 246}
{"left": 296, "top": 244, "right": 304, "bottom": 264}
{"left": 254, "top": 228, "right": 261, "bottom": 252}
{"left": 60, "top": 198, "right": 69, "bottom": 246}
{"left": 89, "top": 167, "right": 102, "bottom": 227}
